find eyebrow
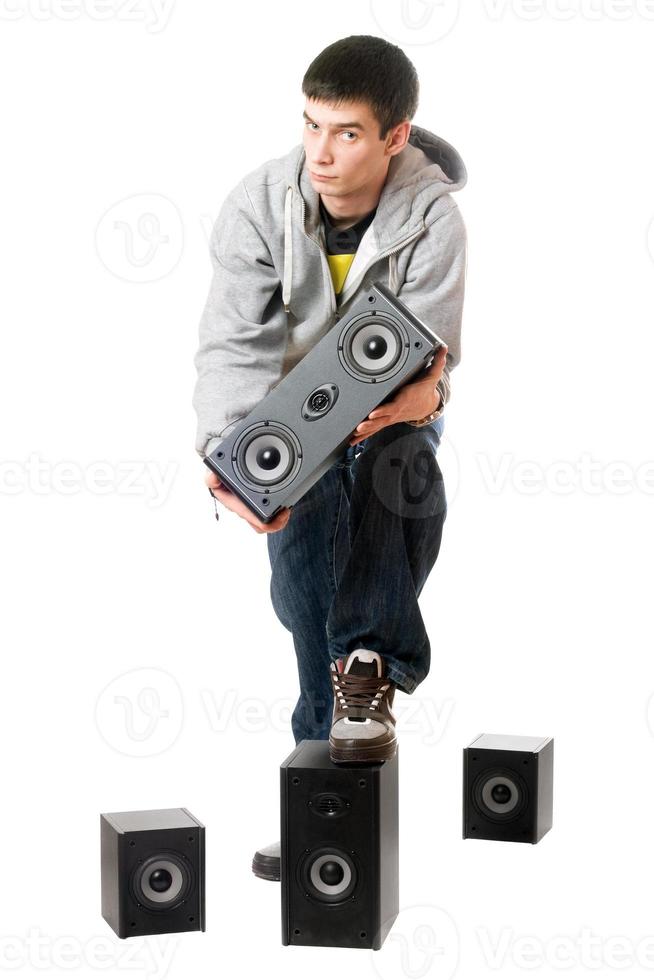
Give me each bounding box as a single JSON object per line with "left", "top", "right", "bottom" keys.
{"left": 302, "top": 110, "right": 365, "bottom": 131}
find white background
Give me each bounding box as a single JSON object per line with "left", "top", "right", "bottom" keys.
{"left": 1, "top": 1, "right": 653, "bottom": 978}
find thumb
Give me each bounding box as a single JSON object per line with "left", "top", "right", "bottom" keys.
{"left": 204, "top": 468, "right": 222, "bottom": 490}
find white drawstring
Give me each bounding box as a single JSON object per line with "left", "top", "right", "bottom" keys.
{"left": 282, "top": 185, "right": 293, "bottom": 312}
{"left": 388, "top": 252, "right": 398, "bottom": 292}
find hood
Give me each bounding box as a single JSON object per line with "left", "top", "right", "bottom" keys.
{"left": 282, "top": 124, "right": 467, "bottom": 311}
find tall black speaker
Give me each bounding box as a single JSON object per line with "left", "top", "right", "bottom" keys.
{"left": 204, "top": 279, "right": 444, "bottom": 523}
{"left": 280, "top": 739, "right": 399, "bottom": 950}
{"left": 463, "top": 734, "right": 554, "bottom": 844}
{"left": 100, "top": 807, "right": 205, "bottom": 938}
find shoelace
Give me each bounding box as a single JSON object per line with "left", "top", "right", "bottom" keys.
{"left": 331, "top": 670, "right": 391, "bottom": 712}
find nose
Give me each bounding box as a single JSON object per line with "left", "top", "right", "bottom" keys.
{"left": 311, "top": 131, "right": 334, "bottom": 167}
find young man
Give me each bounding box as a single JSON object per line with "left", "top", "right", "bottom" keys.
{"left": 193, "top": 35, "right": 468, "bottom": 880}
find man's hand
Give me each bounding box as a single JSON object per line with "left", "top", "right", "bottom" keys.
{"left": 204, "top": 468, "right": 291, "bottom": 534}
{"left": 349, "top": 344, "right": 448, "bottom": 446}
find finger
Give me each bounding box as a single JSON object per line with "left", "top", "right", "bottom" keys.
{"left": 250, "top": 506, "right": 291, "bottom": 533}
{"left": 268, "top": 510, "right": 291, "bottom": 530}
{"left": 209, "top": 485, "right": 234, "bottom": 505}
{"left": 366, "top": 408, "right": 394, "bottom": 421}
{"left": 356, "top": 413, "right": 393, "bottom": 432}
{"left": 350, "top": 425, "right": 384, "bottom": 445}
{"left": 204, "top": 470, "right": 222, "bottom": 489}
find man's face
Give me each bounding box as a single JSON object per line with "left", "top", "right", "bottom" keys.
{"left": 302, "top": 97, "right": 407, "bottom": 200}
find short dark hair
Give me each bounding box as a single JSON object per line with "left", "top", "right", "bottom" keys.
{"left": 302, "top": 35, "right": 419, "bottom": 140}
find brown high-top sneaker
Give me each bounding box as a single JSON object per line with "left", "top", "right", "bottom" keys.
{"left": 328, "top": 649, "right": 397, "bottom": 764}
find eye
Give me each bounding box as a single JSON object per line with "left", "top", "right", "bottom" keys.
{"left": 342, "top": 131, "right": 357, "bottom": 142}
{"left": 305, "top": 121, "right": 318, "bottom": 131}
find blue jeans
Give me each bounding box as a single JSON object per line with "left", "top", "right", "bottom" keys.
{"left": 266, "top": 416, "right": 447, "bottom": 744}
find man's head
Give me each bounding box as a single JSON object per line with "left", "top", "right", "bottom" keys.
{"left": 301, "top": 35, "right": 418, "bottom": 202}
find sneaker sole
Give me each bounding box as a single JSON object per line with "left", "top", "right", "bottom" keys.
{"left": 328, "top": 737, "right": 397, "bottom": 764}
{"left": 251, "top": 857, "right": 280, "bottom": 881}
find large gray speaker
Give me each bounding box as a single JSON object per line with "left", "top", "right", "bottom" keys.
{"left": 203, "top": 279, "right": 444, "bottom": 523}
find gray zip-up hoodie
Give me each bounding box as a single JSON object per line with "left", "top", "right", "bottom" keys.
{"left": 193, "top": 124, "right": 468, "bottom": 459}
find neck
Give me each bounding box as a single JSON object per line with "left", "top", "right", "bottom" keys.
{"left": 319, "top": 166, "right": 388, "bottom": 229}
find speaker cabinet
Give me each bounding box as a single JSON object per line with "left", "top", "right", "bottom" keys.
{"left": 280, "top": 739, "right": 399, "bottom": 950}
{"left": 100, "top": 807, "right": 205, "bottom": 938}
{"left": 204, "top": 279, "right": 444, "bottom": 523}
{"left": 463, "top": 734, "right": 553, "bottom": 844}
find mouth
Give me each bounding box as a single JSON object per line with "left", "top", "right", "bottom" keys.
{"left": 311, "top": 171, "right": 336, "bottom": 180}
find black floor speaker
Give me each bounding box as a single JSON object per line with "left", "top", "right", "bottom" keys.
{"left": 280, "top": 739, "right": 399, "bottom": 950}
{"left": 204, "top": 279, "right": 445, "bottom": 523}
{"left": 463, "top": 734, "right": 553, "bottom": 844}
{"left": 100, "top": 807, "right": 205, "bottom": 938}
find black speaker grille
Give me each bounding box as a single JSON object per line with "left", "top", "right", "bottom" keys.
{"left": 312, "top": 793, "right": 349, "bottom": 816}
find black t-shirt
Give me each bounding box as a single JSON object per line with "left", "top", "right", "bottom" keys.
{"left": 319, "top": 197, "right": 377, "bottom": 295}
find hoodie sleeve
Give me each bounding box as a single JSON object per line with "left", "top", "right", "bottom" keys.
{"left": 192, "top": 180, "right": 289, "bottom": 458}
{"left": 396, "top": 201, "right": 467, "bottom": 409}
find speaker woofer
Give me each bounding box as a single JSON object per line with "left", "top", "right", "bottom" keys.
{"left": 472, "top": 768, "right": 528, "bottom": 823}
{"left": 299, "top": 845, "right": 358, "bottom": 904}
{"left": 232, "top": 421, "right": 301, "bottom": 492}
{"left": 131, "top": 852, "right": 193, "bottom": 912}
{"left": 338, "top": 311, "right": 409, "bottom": 382}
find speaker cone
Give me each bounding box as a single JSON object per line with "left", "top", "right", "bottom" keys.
{"left": 131, "top": 852, "right": 193, "bottom": 911}
{"left": 339, "top": 311, "right": 409, "bottom": 382}
{"left": 472, "top": 768, "right": 528, "bottom": 823}
{"left": 232, "top": 421, "right": 301, "bottom": 492}
{"left": 299, "top": 846, "right": 358, "bottom": 904}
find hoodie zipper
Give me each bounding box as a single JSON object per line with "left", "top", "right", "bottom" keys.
{"left": 338, "top": 224, "right": 427, "bottom": 307}
{"left": 299, "top": 194, "right": 337, "bottom": 317}
{"left": 298, "top": 193, "right": 426, "bottom": 317}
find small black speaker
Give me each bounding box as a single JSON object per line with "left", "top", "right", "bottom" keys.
{"left": 204, "top": 279, "right": 444, "bottom": 523}
{"left": 463, "top": 734, "right": 553, "bottom": 844}
{"left": 280, "top": 739, "right": 399, "bottom": 950}
{"left": 100, "top": 807, "right": 205, "bottom": 938}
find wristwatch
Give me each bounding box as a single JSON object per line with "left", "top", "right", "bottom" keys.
{"left": 407, "top": 379, "right": 446, "bottom": 427}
